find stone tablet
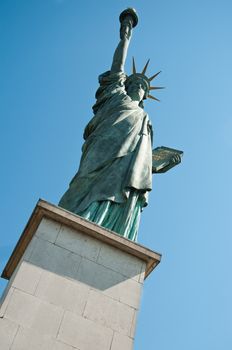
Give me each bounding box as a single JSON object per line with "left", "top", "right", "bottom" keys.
{"left": 152, "top": 146, "right": 183, "bottom": 173}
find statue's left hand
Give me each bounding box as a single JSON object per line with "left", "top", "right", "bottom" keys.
{"left": 171, "top": 154, "right": 181, "bottom": 164}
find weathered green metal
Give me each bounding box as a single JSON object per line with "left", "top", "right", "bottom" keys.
{"left": 59, "top": 9, "right": 182, "bottom": 241}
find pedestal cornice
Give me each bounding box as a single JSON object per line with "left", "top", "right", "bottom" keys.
{"left": 2, "top": 199, "right": 161, "bottom": 280}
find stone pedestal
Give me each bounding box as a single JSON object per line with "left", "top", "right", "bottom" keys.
{"left": 0, "top": 200, "right": 161, "bottom": 350}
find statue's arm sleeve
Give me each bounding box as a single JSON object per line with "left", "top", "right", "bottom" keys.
{"left": 111, "top": 17, "right": 133, "bottom": 73}
{"left": 110, "top": 38, "right": 130, "bottom": 73}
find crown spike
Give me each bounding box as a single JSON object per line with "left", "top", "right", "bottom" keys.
{"left": 149, "top": 71, "right": 161, "bottom": 81}
{"left": 141, "top": 59, "right": 150, "bottom": 75}
{"left": 148, "top": 94, "right": 160, "bottom": 102}
{"left": 132, "top": 57, "right": 136, "bottom": 74}
{"left": 149, "top": 86, "right": 165, "bottom": 90}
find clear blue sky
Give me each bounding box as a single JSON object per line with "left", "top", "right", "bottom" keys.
{"left": 1, "top": 1, "right": 232, "bottom": 349}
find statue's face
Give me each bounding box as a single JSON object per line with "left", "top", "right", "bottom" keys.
{"left": 126, "top": 79, "right": 148, "bottom": 102}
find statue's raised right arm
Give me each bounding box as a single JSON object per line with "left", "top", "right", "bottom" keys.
{"left": 111, "top": 9, "right": 138, "bottom": 73}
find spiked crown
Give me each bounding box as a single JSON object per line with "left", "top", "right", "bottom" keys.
{"left": 125, "top": 57, "right": 164, "bottom": 101}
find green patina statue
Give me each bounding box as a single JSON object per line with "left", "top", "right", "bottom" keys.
{"left": 59, "top": 9, "right": 164, "bottom": 241}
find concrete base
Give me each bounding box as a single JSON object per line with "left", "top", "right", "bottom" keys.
{"left": 0, "top": 200, "right": 161, "bottom": 350}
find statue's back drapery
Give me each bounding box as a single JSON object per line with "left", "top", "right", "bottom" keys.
{"left": 59, "top": 9, "right": 161, "bottom": 241}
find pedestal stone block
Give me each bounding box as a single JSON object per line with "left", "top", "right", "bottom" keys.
{"left": 58, "top": 311, "right": 113, "bottom": 350}
{"left": 111, "top": 332, "right": 134, "bottom": 350}
{"left": 83, "top": 289, "right": 135, "bottom": 335}
{"left": 34, "top": 270, "right": 89, "bottom": 315}
{"left": 0, "top": 200, "right": 161, "bottom": 349}
{"left": 5, "top": 288, "right": 64, "bottom": 338}
{"left": 12, "top": 261, "right": 42, "bottom": 295}
{"left": 0, "top": 318, "right": 18, "bottom": 350}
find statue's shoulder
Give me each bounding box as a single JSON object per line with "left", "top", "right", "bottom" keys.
{"left": 98, "top": 70, "right": 127, "bottom": 86}
{"left": 92, "top": 70, "right": 129, "bottom": 115}
{"left": 94, "top": 71, "right": 127, "bottom": 106}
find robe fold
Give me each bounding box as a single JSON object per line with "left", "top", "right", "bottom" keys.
{"left": 59, "top": 71, "right": 153, "bottom": 241}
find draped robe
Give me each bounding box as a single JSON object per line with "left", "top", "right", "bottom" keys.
{"left": 59, "top": 71, "right": 153, "bottom": 241}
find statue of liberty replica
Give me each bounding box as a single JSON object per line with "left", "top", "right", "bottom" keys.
{"left": 59, "top": 8, "right": 165, "bottom": 241}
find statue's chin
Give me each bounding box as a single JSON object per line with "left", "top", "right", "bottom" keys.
{"left": 127, "top": 92, "right": 141, "bottom": 103}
